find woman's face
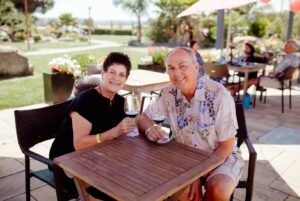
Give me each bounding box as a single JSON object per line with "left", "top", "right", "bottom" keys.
{"left": 244, "top": 45, "right": 251, "bottom": 55}
{"left": 102, "top": 64, "right": 128, "bottom": 94}
{"left": 192, "top": 42, "right": 199, "bottom": 51}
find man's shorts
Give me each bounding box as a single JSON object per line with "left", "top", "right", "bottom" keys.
{"left": 206, "top": 152, "right": 244, "bottom": 186}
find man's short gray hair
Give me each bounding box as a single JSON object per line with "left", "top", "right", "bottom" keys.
{"left": 165, "top": 47, "right": 197, "bottom": 66}
{"left": 287, "top": 39, "right": 299, "bottom": 51}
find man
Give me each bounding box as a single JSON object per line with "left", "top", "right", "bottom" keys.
{"left": 259, "top": 40, "right": 300, "bottom": 88}
{"left": 137, "top": 47, "right": 243, "bottom": 201}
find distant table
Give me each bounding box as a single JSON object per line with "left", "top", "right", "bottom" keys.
{"left": 227, "top": 64, "right": 266, "bottom": 99}
{"left": 124, "top": 70, "right": 170, "bottom": 101}
{"left": 54, "top": 136, "right": 224, "bottom": 201}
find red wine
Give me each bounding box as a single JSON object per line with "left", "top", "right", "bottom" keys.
{"left": 125, "top": 111, "right": 138, "bottom": 118}
{"left": 152, "top": 115, "right": 165, "bottom": 124}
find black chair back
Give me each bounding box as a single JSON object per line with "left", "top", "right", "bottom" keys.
{"left": 15, "top": 100, "right": 71, "bottom": 151}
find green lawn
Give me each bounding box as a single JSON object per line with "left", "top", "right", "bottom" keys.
{"left": 2, "top": 40, "right": 91, "bottom": 52}
{"left": 0, "top": 35, "right": 148, "bottom": 110}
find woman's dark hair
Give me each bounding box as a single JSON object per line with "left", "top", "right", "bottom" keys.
{"left": 245, "top": 42, "right": 255, "bottom": 56}
{"left": 189, "top": 40, "right": 198, "bottom": 48}
{"left": 103, "top": 52, "right": 132, "bottom": 77}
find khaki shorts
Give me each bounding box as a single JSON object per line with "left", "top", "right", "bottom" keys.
{"left": 206, "top": 153, "right": 244, "bottom": 186}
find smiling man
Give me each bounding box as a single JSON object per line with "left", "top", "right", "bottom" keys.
{"left": 138, "top": 47, "right": 244, "bottom": 201}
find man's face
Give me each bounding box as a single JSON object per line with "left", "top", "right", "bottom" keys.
{"left": 284, "top": 42, "right": 295, "bottom": 54}
{"left": 166, "top": 49, "right": 199, "bottom": 95}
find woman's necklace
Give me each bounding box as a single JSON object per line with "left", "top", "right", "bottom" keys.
{"left": 99, "top": 86, "right": 113, "bottom": 106}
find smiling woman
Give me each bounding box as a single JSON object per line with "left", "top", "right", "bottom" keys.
{"left": 48, "top": 52, "right": 137, "bottom": 200}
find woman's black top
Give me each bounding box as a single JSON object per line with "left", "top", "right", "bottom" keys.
{"left": 49, "top": 88, "right": 125, "bottom": 200}
{"left": 49, "top": 88, "right": 126, "bottom": 160}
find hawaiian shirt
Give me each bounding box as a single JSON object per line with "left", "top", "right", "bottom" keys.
{"left": 276, "top": 53, "right": 300, "bottom": 72}
{"left": 145, "top": 76, "right": 238, "bottom": 154}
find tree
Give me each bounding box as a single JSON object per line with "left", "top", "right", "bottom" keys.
{"left": 11, "top": 0, "right": 54, "bottom": 13}
{"left": 113, "top": 0, "right": 148, "bottom": 43}
{"left": 59, "top": 13, "right": 77, "bottom": 26}
{"left": 145, "top": 0, "right": 198, "bottom": 44}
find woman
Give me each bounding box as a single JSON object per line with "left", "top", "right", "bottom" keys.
{"left": 190, "top": 40, "right": 204, "bottom": 76}
{"left": 240, "top": 42, "right": 268, "bottom": 80}
{"left": 49, "top": 52, "right": 136, "bottom": 200}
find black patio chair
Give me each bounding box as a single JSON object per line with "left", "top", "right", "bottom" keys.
{"left": 14, "top": 100, "right": 78, "bottom": 201}
{"left": 253, "top": 67, "right": 297, "bottom": 113}
{"left": 231, "top": 101, "right": 257, "bottom": 201}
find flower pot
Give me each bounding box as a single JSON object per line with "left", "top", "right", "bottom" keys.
{"left": 43, "top": 72, "right": 75, "bottom": 104}
{"left": 137, "top": 64, "right": 165, "bottom": 73}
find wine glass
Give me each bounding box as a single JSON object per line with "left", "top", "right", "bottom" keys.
{"left": 124, "top": 95, "right": 139, "bottom": 118}
{"left": 150, "top": 99, "right": 165, "bottom": 125}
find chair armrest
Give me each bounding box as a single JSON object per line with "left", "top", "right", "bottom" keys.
{"left": 26, "top": 150, "right": 54, "bottom": 166}
{"left": 244, "top": 137, "right": 257, "bottom": 156}
{"left": 244, "top": 137, "right": 257, "bottom": 186}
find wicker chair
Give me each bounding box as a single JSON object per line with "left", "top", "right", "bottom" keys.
{"left": 14, "top": 100, "right": 78, "bottom": 201}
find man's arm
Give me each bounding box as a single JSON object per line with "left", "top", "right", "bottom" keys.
{"left": 137, "top": 113, "right": 167, "bottom": 141}
{"left": 213, "top": 137, "right": 234, "bottom": 159}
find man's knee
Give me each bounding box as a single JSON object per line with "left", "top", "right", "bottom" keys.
{"left": 206, "top": 174, "right": 235, "bottom": 200}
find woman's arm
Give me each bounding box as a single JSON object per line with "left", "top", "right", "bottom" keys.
{"left": 71, "top": 112, "right": 136, "bottom": 150}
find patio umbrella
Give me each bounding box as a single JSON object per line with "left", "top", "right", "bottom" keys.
{"left": 177, "top": 0, "right": 260, "bottom": 52}
{"left": 177, "top": 0, "right": 259, "bottom": 17}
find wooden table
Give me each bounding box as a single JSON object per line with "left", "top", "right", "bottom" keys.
{"left": 227, "top": 64, "right": 266, "bottom": 99}
{"left": 123, "top": 70, "right": 170, "bottom": 101}
{"left": 54, "top": 136, "right": 224, "bottom": 201}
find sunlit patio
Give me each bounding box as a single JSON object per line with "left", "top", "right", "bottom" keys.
{"left": 0, "top": 80, "right": 299, "bottom": 201}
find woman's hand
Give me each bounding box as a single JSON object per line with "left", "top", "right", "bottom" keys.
{"left": 114, "top": 117, "right": 136, "bottom": 137}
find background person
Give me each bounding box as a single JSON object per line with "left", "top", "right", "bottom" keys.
{"left": 258, "top": 40, "right": 300, "bottom": 88}
{"left": 138, "top": 47, "right": 243, "bottom": 201}
{"left": 190, "top": 40, "right": 204, "bottom": 76}
{"left": 49, "top": 52, "right": 136, "bottom": 201}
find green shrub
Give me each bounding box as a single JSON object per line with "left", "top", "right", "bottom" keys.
{"left": 72, "top": 53, "right": 97, "bottom": 75}
{"left": 33, "top": 34, "right": 41, "bottom": 42}
{"left": 93, "top": 28, "right": 132, "bottom": 35}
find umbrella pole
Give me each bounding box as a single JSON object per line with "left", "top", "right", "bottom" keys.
{"left": 226, "top": 9, "right": 233, "bottom": 58}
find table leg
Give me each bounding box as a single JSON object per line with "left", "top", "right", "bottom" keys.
{"left": 243, "top": 71, "right": 249, "bottom": 100}
{"left": 74, "top": 177, "right": 91, "bottom": 201}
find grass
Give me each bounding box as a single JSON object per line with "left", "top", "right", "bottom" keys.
{"left": 0, "top": 36, "right": 148, "bottom": 110}
{"left": 2, "top": 40, "right": 91, "bottom": 52}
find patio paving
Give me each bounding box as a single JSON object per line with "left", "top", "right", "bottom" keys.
{"left": 0, "top": 81, "right": 300, "bottom": 201}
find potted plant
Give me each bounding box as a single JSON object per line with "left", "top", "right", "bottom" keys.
{"left": 43, "top": 55, "right": 80, "bottom": 104}
{"left": 138, "top": 47, "right": 170, "bottom": 73}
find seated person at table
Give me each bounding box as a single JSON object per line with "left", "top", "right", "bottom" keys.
{"left": 228, "top": 43, "right": 268, "bottom": 95}
{"left": 239, "top": 43, "right": 268, "bottom": 85}
{"left": 49, "top": 52, "right": 136, "bottom": 201}
{"left": 258, "top": 40, "right": 300, "bottom": 88}
{"left": 138, "top": 47, "right": 244, "bottom": 201}
{"left": 190, "top": 40, "right": 205, "bottom": 76}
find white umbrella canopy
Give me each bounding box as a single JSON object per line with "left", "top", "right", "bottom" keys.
{"left": 177, "top": 0, "right": 260, "bottom": 53}
{"left": 178, "top": 0, "right": 259, "bottom": 17}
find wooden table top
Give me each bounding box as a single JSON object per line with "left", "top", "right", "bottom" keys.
{"left": 227, "top": 64, "right": 266, "bottom": 73}
{"left": 54, "top": 136, "right": 224, "bottom": 201}
{"left": 124, "top": 70, "right": 170, "bottom": 92}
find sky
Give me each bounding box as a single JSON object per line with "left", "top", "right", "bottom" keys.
{"left": 33, "top": 0, "right": 290, "bottom": 21}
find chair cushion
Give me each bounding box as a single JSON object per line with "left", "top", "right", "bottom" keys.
{"left": 259, "top": 76, "right": 289, "bottom": 89}
{"left": 74, "top": 75, "right": 102, "bottom": 96}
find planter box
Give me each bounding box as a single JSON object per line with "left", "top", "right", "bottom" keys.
{"left": 43, "top": 73, "right": 75, "bottom": 104}
{"left": 138, "top": 64, "right": 165, "bottom": 73}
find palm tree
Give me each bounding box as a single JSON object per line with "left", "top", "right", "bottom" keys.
{"left": 113, "top": 0, "right": 148, "bottom": 44}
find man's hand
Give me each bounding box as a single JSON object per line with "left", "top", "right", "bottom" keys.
{"left": 146, "top": 126, "right": 167, "bottom": 142}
